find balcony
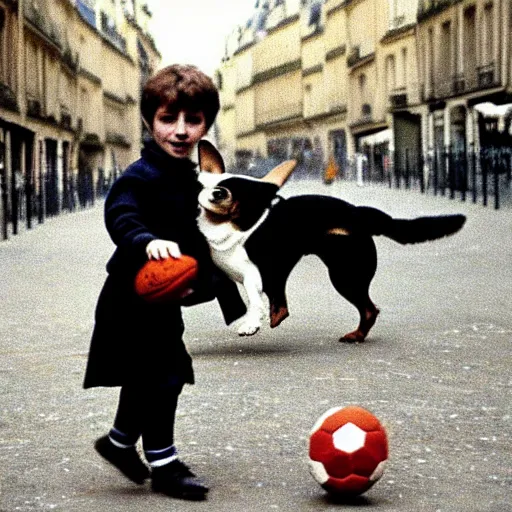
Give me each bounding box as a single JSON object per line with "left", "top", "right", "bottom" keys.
{"left": 328, "top": 101, "right": 348, "bottom": 115}
{"left": 478, "top": 63, "right": 496, "bottom": 88}
{"left": 62, "top": 43, "right": 79, "bottom": 73}
{"left": 390, "top": 15, "right": 406, "bottom": 30}
{"left": 81, "top": 133, "right": 104, "bottom": 150}
{"left": 24, "top": 1, "right": 63, "bottom": 49}
{"left": 266, "top": 1, "right": 286, "bottom": 30}
{"left": 350, "top": 103, "right": 376, "bottom": 129}
{"left": 106, "top": 132, "right": 131, "bottom": 148}
{"left": 0, "top": 82, "right": 18, "bottom": 112}
{"left": 325, "top": 44, "right": 346, "bottom": 62}
{"left": 26, "top": 98, "right": 43, "bottom": 119}
{"left": 452, "top": 73, "right": 466, "bottom": 95}
{"left": 100, "top": 12, "right": 127, "bottom": 54}
{"left": 382, "top": 16, "right": 416, "bottom": 42}
{"left": 425, "top": 64, "right": 499, "bottom": 101}
{"left": 361, "top": 103, "right": 372, "bottom": 117}
{"left": 389, "top": 88, "right": 408, "bottom": 109}
{"left": 252, "top": 59, "right": 302, "bottom": 86}
{"left": 60, "top": 107, "right": 72, "bottom": 130}
{"left": 347, "top": 45, "right": 375, "bottom": 68}
{"left": 418, "top": 0, "right": 457, "bottom": 22}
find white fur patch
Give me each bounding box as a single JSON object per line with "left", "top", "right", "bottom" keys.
{"left": 197, "top": 171, "right": 274, "bottom": 337}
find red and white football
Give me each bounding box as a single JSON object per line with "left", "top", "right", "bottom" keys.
{"left": 308, "top": 405, "right": 388, "bottom": 496}
{"left": 134, "top": 255, "right": 199, "bottom": 303}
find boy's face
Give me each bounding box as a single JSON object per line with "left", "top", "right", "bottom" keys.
{"left": 151, "top": 106, "right": 208, "bottom": 159}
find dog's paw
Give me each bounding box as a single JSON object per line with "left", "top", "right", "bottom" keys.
{"left": 237, "top": 317, "right": 261, "bottom": 336}
{"left": 340, "top": 330, "right": 365, "bottom": 343}
{"left": 270, "top": 305, "right": 289, "bottom": 328}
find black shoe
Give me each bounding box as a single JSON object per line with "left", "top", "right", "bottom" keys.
{"left": 151, "top": 459, "right": 209, "bottom": 501}
{"left": 94, "top": 435, "right": 150, "bottom": 484}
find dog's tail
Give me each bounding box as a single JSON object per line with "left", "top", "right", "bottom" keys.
{"left": 354, "top": 207, "right": 466, "bottom": 244}
{"left": 384, "top": 214, "right": 466, "bottom": 244}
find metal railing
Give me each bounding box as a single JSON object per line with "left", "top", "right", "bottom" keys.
{"left": 1, "top": 167, "right": 114, "bottom": 241}
{"left": 354, "top": 146, "right": 512, "bottom": 210}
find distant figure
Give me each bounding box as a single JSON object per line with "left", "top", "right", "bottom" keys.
{"left": 355, "top": 152, "right": 368, "bottom": 187}
{"left": 323, "top": 155, "right": 339, "bottom": 184}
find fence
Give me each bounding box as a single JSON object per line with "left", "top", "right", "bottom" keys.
{"left": 233, "top": 145, "right": 511, "bottom": 209}
{"left": 1, "top": 168, "right": 111, "bottom": 241}
{"left": 360, "top": 146, "right": 512, "bottom": 210}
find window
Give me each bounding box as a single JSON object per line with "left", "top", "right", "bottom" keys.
{"left": 386, "top": 55, "right": 396, "bottom": 93}
{"left": 440, "top": 21, "right": 452, "bottom": 85}
{"left": 0, "top": 8, "right": 5, "bottom": 81}
{"left": 401, "top": 47, "right": 407, "bottom": 86}
{"left": 358, "top": 73, "right": 367, "bottom": 114}
{"left": 388, "top": 0, "right": 407, "bottom": 29}
{"left": 483, "top": 2, "right": 494, "bottom": 65}
{"left": 427, "top": 27, "right": 434, "bottom": 92}
{"left": 308, "top": 2, "right": 321, "bottom": 27}
{"left": 25, "top": 39, "right": 40, "bottom": 99}
{"left": 463, "top": 6, "right": 476, "bottom": 78}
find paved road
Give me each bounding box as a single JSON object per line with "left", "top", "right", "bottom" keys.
{"left": 0, "top": 180, "right": 510, "bottom": 512}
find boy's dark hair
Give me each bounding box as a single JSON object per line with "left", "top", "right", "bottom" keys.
{"left": 141, "top": 64, "right": 220, "bottom": 130}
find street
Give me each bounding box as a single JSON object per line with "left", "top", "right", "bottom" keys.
{"left": 0, "top": 180, "right": 510, "bottom": 512}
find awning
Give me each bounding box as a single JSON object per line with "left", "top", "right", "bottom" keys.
{"left": 358, "top": 128, "right": 392, "bottom": 146}
{"left": 473, "top": 102, "right": 512, "bottom": 117}
{"left": 474, "top": 102, "right": 512, "bottom": 133}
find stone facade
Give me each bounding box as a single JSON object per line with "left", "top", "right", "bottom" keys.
{"left": 215, "top": 0, "right": 512, "bottom": 188}
{"left": 0, "top": 0, "right": 160, "bottom": 239}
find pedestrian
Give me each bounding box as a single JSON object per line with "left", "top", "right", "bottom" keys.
{"left": 355, "top": 151, "right": 368, "bottom": 187}
{"left": 83, "top": 64, "right": 246, "bottom": 501}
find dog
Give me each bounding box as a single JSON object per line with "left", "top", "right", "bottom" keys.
{"left": 196, "top": 140, "right": 466, "bottom": 341}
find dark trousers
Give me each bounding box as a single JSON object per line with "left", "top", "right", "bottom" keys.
{"left": 113, "top": 380, "right": 184, "bottom": 451}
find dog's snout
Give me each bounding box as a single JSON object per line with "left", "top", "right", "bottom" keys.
{"left": 212, "top": 187, "right": 229, "bottom": 202}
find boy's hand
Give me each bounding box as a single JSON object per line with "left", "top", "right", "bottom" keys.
{"left": 146, "top": 239, "right": 182, "bottom": 260}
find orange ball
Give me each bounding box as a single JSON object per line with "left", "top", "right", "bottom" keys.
{"left": 134, "top": 255, "right": 199, "bottom": 303}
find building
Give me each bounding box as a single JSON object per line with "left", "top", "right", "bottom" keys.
{"left": 415, "top": 0, "right": 512, "bottom": 197}
{"left": 215, "top": 0, "right": 512, "bottom": 201}
{"left": 216, "top": 0, "right": 422, "bottom": 180}
{"left": 0, "top": 0, "right": 160, "bottom": 240}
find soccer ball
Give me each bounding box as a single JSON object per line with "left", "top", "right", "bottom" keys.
{"left": 308, "top": 405, "right": 388, "bottom": 496}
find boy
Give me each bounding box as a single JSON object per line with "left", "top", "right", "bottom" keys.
{"left": 83, "top": 64, "right": 246, "bottom": 501}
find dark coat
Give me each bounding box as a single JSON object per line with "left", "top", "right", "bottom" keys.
{"left": 83, "top": 141, "right": 246, "bottom": 389}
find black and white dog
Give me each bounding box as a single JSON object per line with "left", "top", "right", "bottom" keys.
{"left": 196, "top": 140, "right": 466, "bottom": 341}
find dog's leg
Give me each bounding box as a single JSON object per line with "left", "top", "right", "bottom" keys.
{"left": 237, "top": 264, "right": 266, "bottom": 336}
{"left": 341, "top": 301, "right": 380, "bottom": 342}
{"left": 259, "top": 256, "right": 299, "bottom": 329}
{"left": 318, "top": 234, "right": 379, "bottom": 342}
{"left": 268, "top": 282, "right": 290, "bottom": 328}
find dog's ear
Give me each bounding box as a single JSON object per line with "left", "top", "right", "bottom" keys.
{"left": 261, "top": 159, "right": 297, "bottom": 187}
{"left": 198, "top": 140, "right": 225, "bottom": 174}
